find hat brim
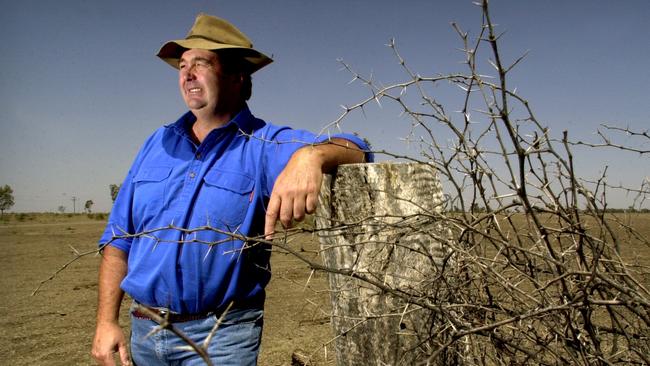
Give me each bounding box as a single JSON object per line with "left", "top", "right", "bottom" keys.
{"left": 156, "top": 38, "right": 273, "bottom": 74}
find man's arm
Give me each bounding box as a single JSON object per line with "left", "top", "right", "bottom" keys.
{"left": 91, "top": 246, "right": 131, "bottom": 366}
{"left": 264, "top": 138, "right": 366, "bottom": 237}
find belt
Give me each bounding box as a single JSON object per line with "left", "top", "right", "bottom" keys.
{"left": 131, "top": 294, "right": 265, "bottom": 323}
{"left": 131, "top": 306, "right": 217, "bottom": 323}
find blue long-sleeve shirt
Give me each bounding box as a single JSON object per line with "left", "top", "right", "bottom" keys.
{"left": 99, "top": 106, "right": 371, "bottom": 313}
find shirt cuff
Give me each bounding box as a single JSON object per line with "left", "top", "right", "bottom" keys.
{"left": 98, "top": 238, "right": 131, "bottom": 254}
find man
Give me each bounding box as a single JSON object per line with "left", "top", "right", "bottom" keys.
{"left": 91, "top": 14, "right": 370, "bottom": 366}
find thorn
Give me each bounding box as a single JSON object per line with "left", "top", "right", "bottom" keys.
{"left": 68, "top": 244, "right": 80, "bottom": 256}
{"left": 173, "top": 346, "right": 197, "bottom": 352}
{"left": 145, "top": 325, "right": 164, "bottom": 339}
{"left": 373, "top": 92, "right": 382, "bottom": 108}
{"left": 304, "top": 269, "right": 315, "bottom": 291}
{"left": 487, "top": 59, "right": 498, "bottom": 71}
{"left": 203, "top": 245, "right": 213, "bottom": 261}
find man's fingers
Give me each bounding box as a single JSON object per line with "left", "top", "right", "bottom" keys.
{"left": 264, "top": 195, "right": 281, "bottom": 238}
{"left": 118, "top": 342, "right": 131, "bottom": 366}
{"left": 266, "top": 191, "right": 309, "bottom": 239}
{"left": 293, "top": 195, "right": 306, "bottom": 222}
{"left": 279, "top": 195, "right": 294, "bottom": 228}
{"left": 305, "top": 191, "right": 318, "bottom": 215}
{"left": 93, "top": 351, "right": 116, "bottom": 366}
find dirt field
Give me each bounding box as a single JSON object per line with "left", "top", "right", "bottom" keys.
{"left": 2, "top": 213, "right": 649, "bottom": 365}
{"left": 0, "top": 214, "right": 334, "bottom": 365}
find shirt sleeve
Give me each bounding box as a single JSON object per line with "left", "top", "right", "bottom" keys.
{"left": 260, "top": 126, "right": 373, "bottom": 197}
{"left": 98, "top": 167, "right": 135, "bottom": 253}
{"left": 97, "top": 129, "right": 163, "bottom": 252}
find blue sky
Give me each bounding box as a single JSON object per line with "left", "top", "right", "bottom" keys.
{"left": 1, "top": 0, "right": 648, "bottom": 212}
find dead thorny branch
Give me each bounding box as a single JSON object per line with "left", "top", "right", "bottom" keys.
{"left": 309, "top": 0, "right": 648, "bottom": 364}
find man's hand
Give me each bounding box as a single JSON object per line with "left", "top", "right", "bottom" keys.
{"left": 264, "top": 145, "right": 323, "bottom": 238}
{"left": 91, "top": 321, "right": 131, "bottom": 365}
{"left": 92, "top": 246, "right": 129, "bottom": 365}
{"left": 264, "top": 139, "right": 365, "bottom": 238}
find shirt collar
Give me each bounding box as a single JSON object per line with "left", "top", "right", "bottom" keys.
{"left": 165, "top": 104, "right": 263, "bottom": 138}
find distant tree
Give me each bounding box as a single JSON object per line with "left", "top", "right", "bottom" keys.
{"left": 84, "top": 200, "right": 94, "bottom": 214}
{"left": 57, "top": 205, "right": 66, "bottom": 214}
{"left": 0, "top": 185, "right": 15, "bottom": 215}
{"left": 109, "top": 184, "right": 121, "bottom": 203}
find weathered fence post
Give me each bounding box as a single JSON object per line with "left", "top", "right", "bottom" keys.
{"left": 316, "top": 162, "right": 458, "bottom": 365}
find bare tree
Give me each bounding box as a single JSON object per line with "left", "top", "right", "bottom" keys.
{"left": 306, "top": 1, "right": 650, "bottom": 364}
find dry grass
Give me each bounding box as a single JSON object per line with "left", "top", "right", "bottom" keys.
{"left": 0, "top": 213, "right": 335, "bottom": 365}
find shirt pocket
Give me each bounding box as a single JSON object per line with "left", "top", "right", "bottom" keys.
{"left": 201, "top": 169, "right": 254, "bottom": 228}
{"left": 132, "top": 166, "right": 173, "bottom": 217}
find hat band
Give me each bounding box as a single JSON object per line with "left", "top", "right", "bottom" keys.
{"left": 186, "top": 34, "right": 243, "bottom": 47}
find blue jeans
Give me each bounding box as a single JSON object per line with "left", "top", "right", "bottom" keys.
{"left": 130, "top": 304, "right": 264, "bottom": 365}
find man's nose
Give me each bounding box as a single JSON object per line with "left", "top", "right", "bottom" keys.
{"left": 181, "top": 64, "right": 197, "bottom": 79}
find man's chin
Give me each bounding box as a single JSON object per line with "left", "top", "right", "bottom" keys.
{"left": 185, "top": 100, "right": 208, "bottom": 110}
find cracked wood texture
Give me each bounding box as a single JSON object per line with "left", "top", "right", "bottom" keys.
{"left": 316, "top": 162, "right": 458, "bottom": 366}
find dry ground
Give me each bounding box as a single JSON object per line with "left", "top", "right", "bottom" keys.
{"left": 0, "top": 213, "right": 334, "bottom": 365}
{"left": 1, "top": 213, "right": 649, "bottom": 365}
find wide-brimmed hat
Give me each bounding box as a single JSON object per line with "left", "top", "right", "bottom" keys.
{"left": 156, "top": 13, "right": 273, "bottom": 74}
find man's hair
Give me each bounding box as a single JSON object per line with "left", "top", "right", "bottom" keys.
{"left": 217, "top": 50, "right": 254, "bottom": 101}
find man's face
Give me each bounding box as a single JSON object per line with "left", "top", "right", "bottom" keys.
{"left": 178, "top": 49, "right": 242, "bottom": 115}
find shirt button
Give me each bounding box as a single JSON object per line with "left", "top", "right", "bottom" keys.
{"left": 196, "top": 153, "right": 202, "bottom": 159}
{"left": 189, "top": 172, "right": 196, "bottom": 178}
